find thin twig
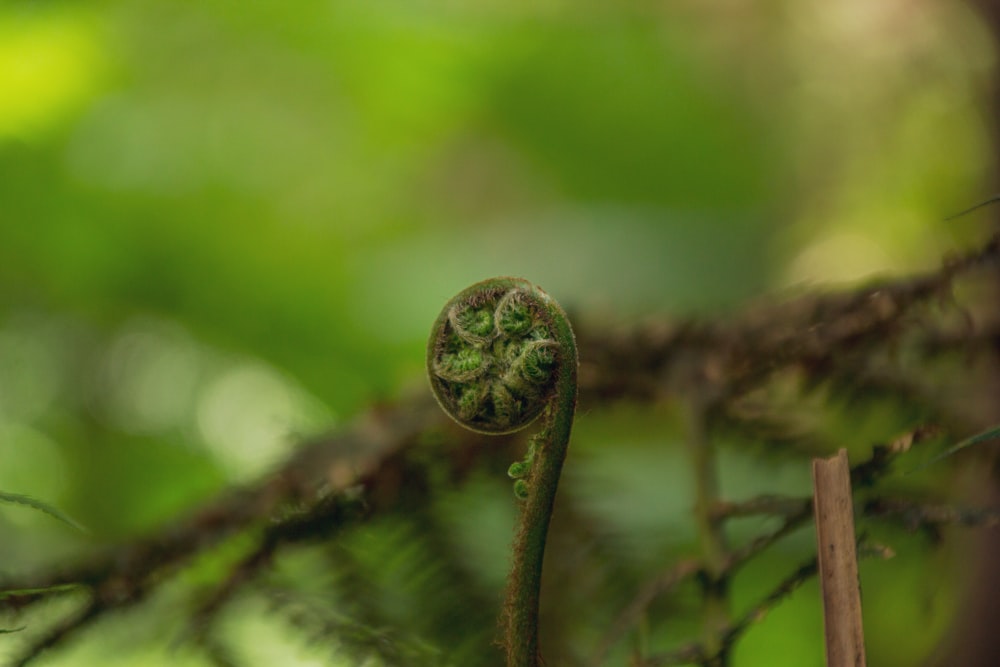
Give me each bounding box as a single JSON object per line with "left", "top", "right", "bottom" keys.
{"left": 637, "top": 559, "right": 818, "bottom": 667}
{"left": 0, "top": 233, "right": 995, "bottom": 664}
{"left": 710, "top": 495, "right": 810, "bottom": 521}
{"left": 597, "top": 425, "right": 937, "bottom": 664}
{"left": 685, "top": 398, "right": 730, "bottom": 667}
{"left": 590, "top": 559, "right": 701, "bottom": 666}
{"left": 865, "top": 498, "right": 1000, "bottom": 530}
{"left": 721, "top": 503, "right": 813, "bottom": 575}
{"left": 10, "top": 598, "right": 103, "bottom": 667}
{"left": 638, "top": 541, "right": 894, "bottom": 667}
{"left": 813, "top": 450, "right": 867, "bottom": 667}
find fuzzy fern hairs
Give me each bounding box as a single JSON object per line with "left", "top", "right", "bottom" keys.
{"left": 427, "top": 277, "right": 578, "bottom": 667}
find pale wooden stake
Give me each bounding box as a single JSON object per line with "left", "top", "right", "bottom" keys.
{"left": 812, "top": 449, "right": 867, "bottom": 667}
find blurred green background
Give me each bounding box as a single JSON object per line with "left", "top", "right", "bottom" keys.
{"left": 0, "top": 1, "right": 995, "bottom": 665}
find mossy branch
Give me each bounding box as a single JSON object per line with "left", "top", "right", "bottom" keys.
{"left": 1, "top": 232, "right": 996, "bottom": 667}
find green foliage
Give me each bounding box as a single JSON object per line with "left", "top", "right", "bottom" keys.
{"left": 910, "top": 424, "right": 1000, "bottom": 473}
{"left": 0, "top": 491, "right": 86, "bottom": 532}
{"left": 0, "top": 1, "right": 995, "bottom": 666}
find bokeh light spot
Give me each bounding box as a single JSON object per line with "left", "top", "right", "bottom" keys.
{"left": 196, "top": 362, "right": 331, "bottom": 479}
{"left": 0, "top": 8, "right": 107, "bottom": 139}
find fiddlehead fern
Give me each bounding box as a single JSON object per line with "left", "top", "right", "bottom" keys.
{"left": 427, "top": 277, "right": 578, "bottom": 667}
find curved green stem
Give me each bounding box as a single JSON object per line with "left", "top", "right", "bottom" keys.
{"left": 503, "top": 295, "right": 576, "bottom": 666}
{"left": 427, "top": 277, "right": 578, "bottom": 667}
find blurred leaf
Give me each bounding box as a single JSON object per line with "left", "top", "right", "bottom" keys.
{"left": 909, "top": 424, "right": 1000, "bottom": 473}
{"left": 0, "top": 490, "right": 87, "bottom": 532}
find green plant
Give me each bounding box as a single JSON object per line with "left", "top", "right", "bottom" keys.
{"left": 3, "top": 236, "right": 998, "bottom": 667}
{"left": 0, "top": 491, "right": 85, "bottom": 533}
{"left": 427, "top": 277, "right": 578, "bottom": 667}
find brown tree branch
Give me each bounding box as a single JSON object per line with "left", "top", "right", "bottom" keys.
{"left": 1, "top": 232, "right": 997, "bottom": 665}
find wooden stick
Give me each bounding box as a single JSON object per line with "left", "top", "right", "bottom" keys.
{"left": 812, "top": 449, "right": 867, "bottom": 667}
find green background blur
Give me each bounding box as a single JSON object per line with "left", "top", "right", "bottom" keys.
{"left": 0, "top": 1, "right": 995, "bottom": 665}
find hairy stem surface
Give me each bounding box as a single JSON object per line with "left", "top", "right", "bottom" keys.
{"left": 503, "top": 310, "right": 577, "bottom": 666}
{"left": 426, "top": 277, "right": 578, "bottom": 667}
